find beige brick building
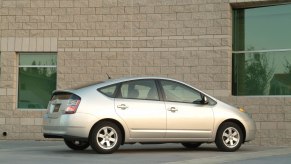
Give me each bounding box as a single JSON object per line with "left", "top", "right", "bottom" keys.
{"left": 0, "top": 0, "right": 291, "bottom": 146}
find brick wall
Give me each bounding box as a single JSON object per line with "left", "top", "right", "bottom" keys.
{"left": 0, "top": 0, "right": 290, "bottom": 146}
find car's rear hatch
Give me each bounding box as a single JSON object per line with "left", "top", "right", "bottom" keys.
{"left": 47, "top": 91, "right": 81, "bottom": 118}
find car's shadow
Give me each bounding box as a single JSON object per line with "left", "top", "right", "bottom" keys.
{"left": 50, "top": 145, "right": 253, "bottom": 155}
{"left": 117, "top": 147, "right": 218, "bottom": 154}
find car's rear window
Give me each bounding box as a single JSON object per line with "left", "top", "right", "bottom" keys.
{"left": 51, "top": 92, "right": 72, "bottom": 100}
{"left": 98, "top": 84, "right": 118, "bottom": 98}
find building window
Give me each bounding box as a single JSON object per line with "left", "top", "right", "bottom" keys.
{"left": 0, "top": 53, "right": 1, "bottom": 81}
{"left": 232, "top": 4, "right": 291, "bottom": 95}
{"left": 18, "top": 53, "right": 57, "bottom": 109}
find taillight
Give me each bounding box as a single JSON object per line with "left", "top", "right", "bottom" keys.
{"left": 65, "top": 95, "right": 81, "bottom": 114}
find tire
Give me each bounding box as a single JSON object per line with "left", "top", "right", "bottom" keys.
{"left": 181, "top": 142, "right": 202, "bottom": 149}
{"left": 90, "top": 121, "right": 122, "bottom": 154}
{"left": 215, "top": 122, "right": 243, "bottom": 152}
{"left": 64, "top": 139, "right": 90, "bottom": 150}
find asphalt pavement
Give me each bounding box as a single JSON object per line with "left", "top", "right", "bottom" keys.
{"left": 0, "top": 140, "right": 291, "bottom": 164}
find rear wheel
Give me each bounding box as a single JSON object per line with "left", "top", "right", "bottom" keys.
{"left": 181, "top": 142, "right": 202, "bottom": 149}
{"left": 215, "top": 122, "right": 243, "bottom": 152}
{"left": 64, "top": 139, "right": 90, "bottom": 150}
{"left": 90, "top": 121, "right": 122, "bottom": 154}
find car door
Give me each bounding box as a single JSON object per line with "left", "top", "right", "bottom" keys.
{"left": 159, "top": 80, "right": 214, "bottom": 139}
{"left": 115, "top": 79, "right": 166, "bottom": 139}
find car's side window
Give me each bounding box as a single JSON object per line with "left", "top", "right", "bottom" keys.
{"left": 99, "top": 84, "right": 118, "bottom": 98}
{"left": 119, "top": 80, "right": 159, "bottom": 100}
{"left": 160, "top": 80, "right": 202, "bottom": 103}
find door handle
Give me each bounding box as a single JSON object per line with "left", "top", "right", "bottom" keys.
{"left": 117, "top": 104, "right": 128, "bottom": 110}
{"left": 168, "top": 107, "right": 178, "bottom": 112}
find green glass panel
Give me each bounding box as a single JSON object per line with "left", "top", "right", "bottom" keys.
{"left": 233, "top": 51, "right": 291, "bottom": 95}
{"left": 18, "top": 53, "right": 57, "bottom": 109}
{"left": 0, "top": 53, "right": 1, "bottom": 81}
{"left": 233, "top": 4, "right": 291, "bottom": 51}
{"left": 19, "top": 52, "right": 57, "bottom": 66}
{"left": 18, "top": 67, "right": 56, "bottom": 109}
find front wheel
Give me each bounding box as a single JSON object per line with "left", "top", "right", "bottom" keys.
{"left": 90, "top": 121, "right": 122, "bottom": 154}
{"left": 64, "top": 139, "right": 90, "bottom": 150}
{"left": 215, "top": 122, "right": 243, "bottom": 152}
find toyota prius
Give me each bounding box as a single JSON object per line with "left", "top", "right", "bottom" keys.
{"left": 43, "top": 77, "right": 256, "bottom": 154}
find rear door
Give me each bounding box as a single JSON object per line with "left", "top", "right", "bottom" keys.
{"left": 114, "top": 79, "right": 166, "bottom": 139}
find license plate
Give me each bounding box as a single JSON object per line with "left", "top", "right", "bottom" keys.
{"left": 53, "top": 104, "right": 60, "bottom": 112}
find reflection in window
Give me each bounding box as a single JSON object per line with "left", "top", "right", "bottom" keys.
{"left": 0, "top": 53, "right": 1, "bottom": 82}
{"left": 232, "top": 4, "right": 291, "bottom": 95}
{"left": 18, "top": 53, "right": 57, "bottom": 109}
{"left": 233, "top": 52, "right": 291, "bottom": 95}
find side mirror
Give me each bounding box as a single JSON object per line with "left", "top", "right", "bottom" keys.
{"left": 202, "top": 95, "right": 209, "bottom": 104}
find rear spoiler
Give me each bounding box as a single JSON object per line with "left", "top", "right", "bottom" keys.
{"left": 52, "top": 89, "right": 75, "bottom": 94}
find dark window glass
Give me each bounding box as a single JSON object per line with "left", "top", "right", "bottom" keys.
{"left": 233, "top": 4, "right": 291, "bottom": 95}
{"left": 119, "top": 80, "right": 159, "bottom": 100}
{"left": 233, "top": 51, "right": 291, "bottom": 95}
{"left": 160, "top": 80, "right": 201, "bottom": 103}
{"left": 0, "top": 53, "right": 1, "bottom": 81}
{"left": 233, "top": 4, "right": 291, "bottom": 51}
{"left": 99, "top": 84, "right": 117, "bottom": 97}
{"left": 18, "top": 53, "right": 57, "bottom": 109}
{"left": 19, "top": 53, "right": 56, "bottom": 65}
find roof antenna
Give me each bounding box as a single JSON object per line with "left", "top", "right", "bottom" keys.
{"left": 106, "top": 73, "right": 111, "bottom": 79}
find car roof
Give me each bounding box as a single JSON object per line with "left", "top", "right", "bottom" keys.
{"left": 56, "top": 76, "right": 177, "bottom": 93}
{"left": 55, "top": 76, "right": 218, "bottom": 103}
{"left": 96, "top": 76, "right": 180, "bottom": 87}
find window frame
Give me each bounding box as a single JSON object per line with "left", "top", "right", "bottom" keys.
{"left": 17, "top": 52, "right": 57, "bottom": 110}
{"left": 232, "top": 4, "right": 291, "bottom": 96}
{"left": 98, "top": 83, "right": 120, "bottom": 98}
{"left": 115, "top": 79, "right": 162, "bottom": 101}
{"left": 158, "top": 79, "right": 205, "bottom": 104}
{"left": 0, "top": 53, "right": 1, "bottom": 82}
{"left": 99, "top": 79, "right": 216, "bottom": 105}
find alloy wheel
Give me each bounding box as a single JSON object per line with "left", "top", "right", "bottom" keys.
{"left": 96, "top": 126, "right": 118, "bottom": 150}
{"left": 222, "top": 127, "right": 240, "bottom": 148}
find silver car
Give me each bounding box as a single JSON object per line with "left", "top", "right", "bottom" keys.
{"left": 43, "top": 77, "right": 256, "bottom": 154}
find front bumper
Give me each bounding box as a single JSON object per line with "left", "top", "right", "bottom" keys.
{"left": 244, "top": 117, "right": 256, "bottom": 142}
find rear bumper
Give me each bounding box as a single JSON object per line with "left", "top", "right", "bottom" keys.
{"left": 43, "top": 113, "right": 97, "bottom": 139}
{"left": 43, "top": 133, "right": 63, "bottom": 138}
{"left": 43, "top": 133, "right": 88, "bottom": 141}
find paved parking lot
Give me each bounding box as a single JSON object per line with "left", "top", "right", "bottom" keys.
{"left": 0, "top": 140, "right": 291, "bottom": 164}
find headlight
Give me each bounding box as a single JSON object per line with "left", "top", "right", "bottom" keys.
{"left": 239, "top": 107, "right": 253, "bottom": 118}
